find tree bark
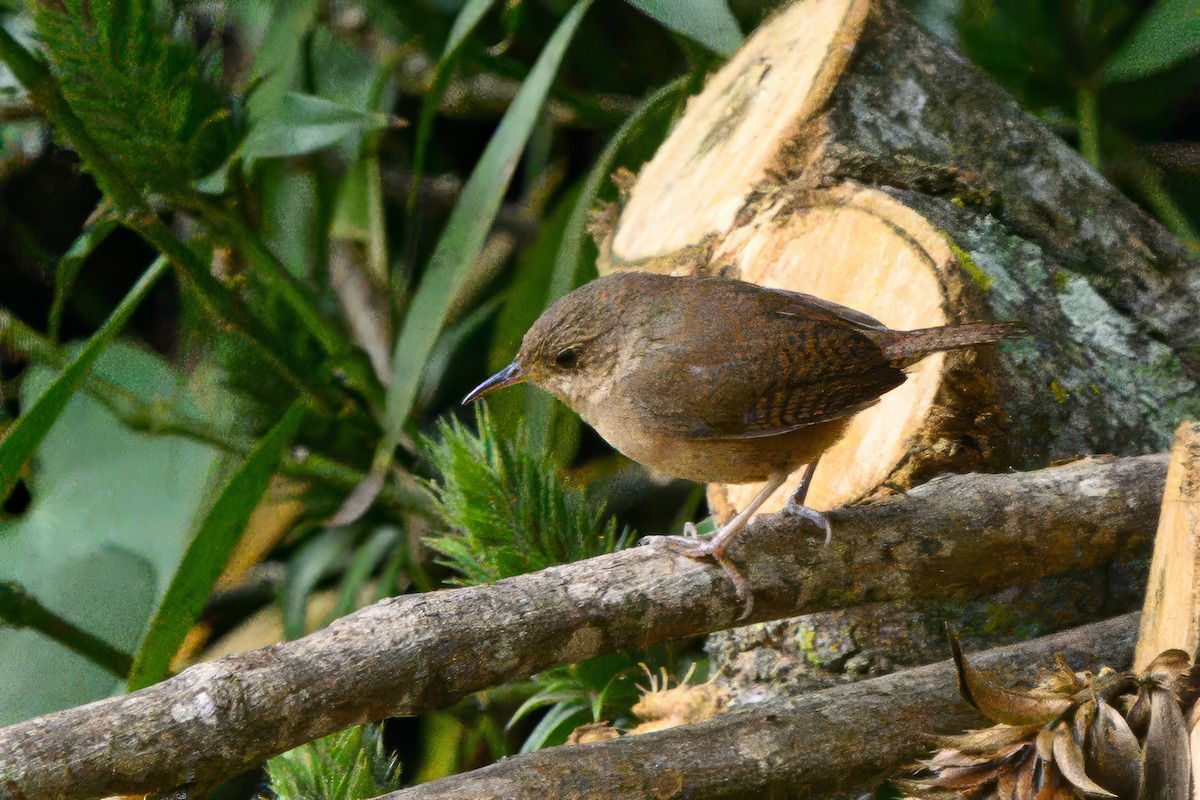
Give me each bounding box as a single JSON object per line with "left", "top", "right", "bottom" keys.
{"left": 0, "top": 455, "right": 1164, "bottom": 799}
{"left": 379, "top": 613, "right": 1140, "bottom": 800}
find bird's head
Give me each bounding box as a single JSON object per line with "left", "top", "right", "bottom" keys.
{"left": 463, "top": 278, "right": 625, "bottom": 410}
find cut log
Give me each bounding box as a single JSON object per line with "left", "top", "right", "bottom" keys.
{"left": 597, "top": 0, "right": 1200, "bottom": 519}
{"left": 1134, "top": 421, "right": 1200, "bottom": 672}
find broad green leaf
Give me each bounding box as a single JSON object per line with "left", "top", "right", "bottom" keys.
{"left": 240, "top": 0, "right": 319, "bottom": 115}
{"left": 0, "top": 344, "right": 225, "bottom": 724}
{"left": 126, "top": 399, "right": 307, "bottom": 690}
{"left": 624, "top": 0, "right": 742, "bottom": 55}
{"left": 1104, "top": 0, "right": 1200, "bottom": 82}
{"left": 0, "top": 255, "right": 169, "bottom": 505}
{"left": 341, "top": 0, "right": 593, "bottom": 523}
{"left": 240, "top": 92, "right": 394, "bottom": 161}
{"left": 258, "top": 162, "right": 320, "bottom": 279}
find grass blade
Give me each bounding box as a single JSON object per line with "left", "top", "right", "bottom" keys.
{"left": 0, "top": 255, "right": 169, "bottom": 505}
{"left": 49, "top": 202, "right": 119, "bottom": 341}
{"left": 338, "top": 0, "right": 594, "bottom": 523}
{"left": 126, "top": 400, "right": 308, "bottom": 690}
{"left": 404, "top": 0, "right": 497, "bottom": 272}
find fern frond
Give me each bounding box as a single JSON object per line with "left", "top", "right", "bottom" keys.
{"left": 422, "top": 407, "right": 627, "bottom": 584}
{"left": 266, "top": 724, "right": 401, "bottom": 800}
{"left": 34, "top": 0, "right": 235, "bottom": 196}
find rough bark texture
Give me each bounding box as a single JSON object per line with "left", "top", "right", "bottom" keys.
{"left": 381, "top": 613, "right": 1140, "bottom": 800}
{"left": 818, "top": 4, "right": 1200, "bottom": 460}
{"left": 0, "top": 455, "right": 1164, "bottom": 799}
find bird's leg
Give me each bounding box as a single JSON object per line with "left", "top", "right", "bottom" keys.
{"left": 658, "top": 470, "right": 789, "bottom": 618}
{"left": 783, "top": 458, "right": 832, "bottom": 545}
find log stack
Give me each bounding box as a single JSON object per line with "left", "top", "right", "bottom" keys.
{"left": 596, "top": 0, "right": 1200, "bottom": 520}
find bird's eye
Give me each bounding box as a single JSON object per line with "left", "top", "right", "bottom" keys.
{"left": 554, "top": 348, "right": 579, "bottom": 370}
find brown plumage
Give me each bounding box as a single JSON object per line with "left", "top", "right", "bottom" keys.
{"left": 465, "top": 270, "right": 1020, "bottom": 615}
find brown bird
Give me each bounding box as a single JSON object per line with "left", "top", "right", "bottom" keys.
{"left": 464, "top": 270, "right": 1018, "bottom": 615}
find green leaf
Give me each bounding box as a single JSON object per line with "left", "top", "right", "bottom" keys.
{"left": 417, "top": 296, "right": 503, "bottom": 410}
{"left": 0, "top": 255, "right": 169, "bottom": 506}
{"left": 623, "top": 0, "right": 742, "bottom": 55}
{"left": 0, "top": 344, "right": 225, "bottom": 724}
{"left": 284, "top": 526, "right": 357, "bottom": 641}
{"left": 1104, "top": 0, "right": 1200, "bottom": 82}
{"left": 239, "top": 0, "right": 318, "bottom": 116}
{"left": 240, "top": 92, "right": 394, "bottom": 161}
{"left": 126, "top": 399, "right": 307, "bottom": 690}
{"left": 520, "top": 699, "right": 590, "bottom": 753}
{"left": 326, "top": 526, "right": 400, "bottom": 624}
{"left": 348, "top": 0, "right": 594, "bottom": 519}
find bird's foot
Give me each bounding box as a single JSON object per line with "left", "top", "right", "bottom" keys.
{"left": 656, "top": 524, "right": 754, "bottom": 620}
{"left": 783, "top": 498, "right": 832, "bottom": 545}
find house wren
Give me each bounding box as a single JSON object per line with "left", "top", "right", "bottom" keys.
{"left": 465, "top": 270, "right": 1018, "bottom": 615}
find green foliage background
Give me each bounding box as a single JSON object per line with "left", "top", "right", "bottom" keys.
{"left": 0, "top": 0, "right": 1195, "bottom": 794}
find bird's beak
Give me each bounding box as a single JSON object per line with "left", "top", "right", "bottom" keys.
{"left": 463, "top": 362, "right": 526, "bottom": 404}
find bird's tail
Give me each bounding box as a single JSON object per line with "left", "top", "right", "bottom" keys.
{"left": 875, "top": 321, "right": 1024, "bottom": 365}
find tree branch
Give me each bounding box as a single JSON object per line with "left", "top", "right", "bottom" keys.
{"left": 0, "top": 455, "right": 1165, "bottom": 799}
{"left": 383, "top": 613, "right": 1140, "bottom": 799}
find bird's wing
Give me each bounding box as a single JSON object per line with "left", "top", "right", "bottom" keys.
{"left": 760, "top": 286, "right": 888, "bottom": 332}
{"left": 700, "top": 362, "right": 902, "bottom": 438}
{"left": 628, "top": 321, "right": 907, "bottom": 441}
{"left": 712, "top": 366, "right": 904, "bottom": 439}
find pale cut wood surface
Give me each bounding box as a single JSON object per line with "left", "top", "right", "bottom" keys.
{"left": 1135, "top": 421, "right": 1200, "bottom": 672}
{"left": 610, "top": 0, "right": 870, "bottom": 259}
{"left": 711, "top": 185, "right": 955, "bottom": 518}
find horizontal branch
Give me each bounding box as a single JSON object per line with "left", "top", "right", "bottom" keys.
{"left": 0, "top": 455, "right": 1166, "bottom": 799}
{"left": 385, "top": 612, "right": 1140, "bottom": 799}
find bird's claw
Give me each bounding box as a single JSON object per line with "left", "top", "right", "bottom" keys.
{"left": 783, "top": 501, "right": 832, "bottom": 545}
